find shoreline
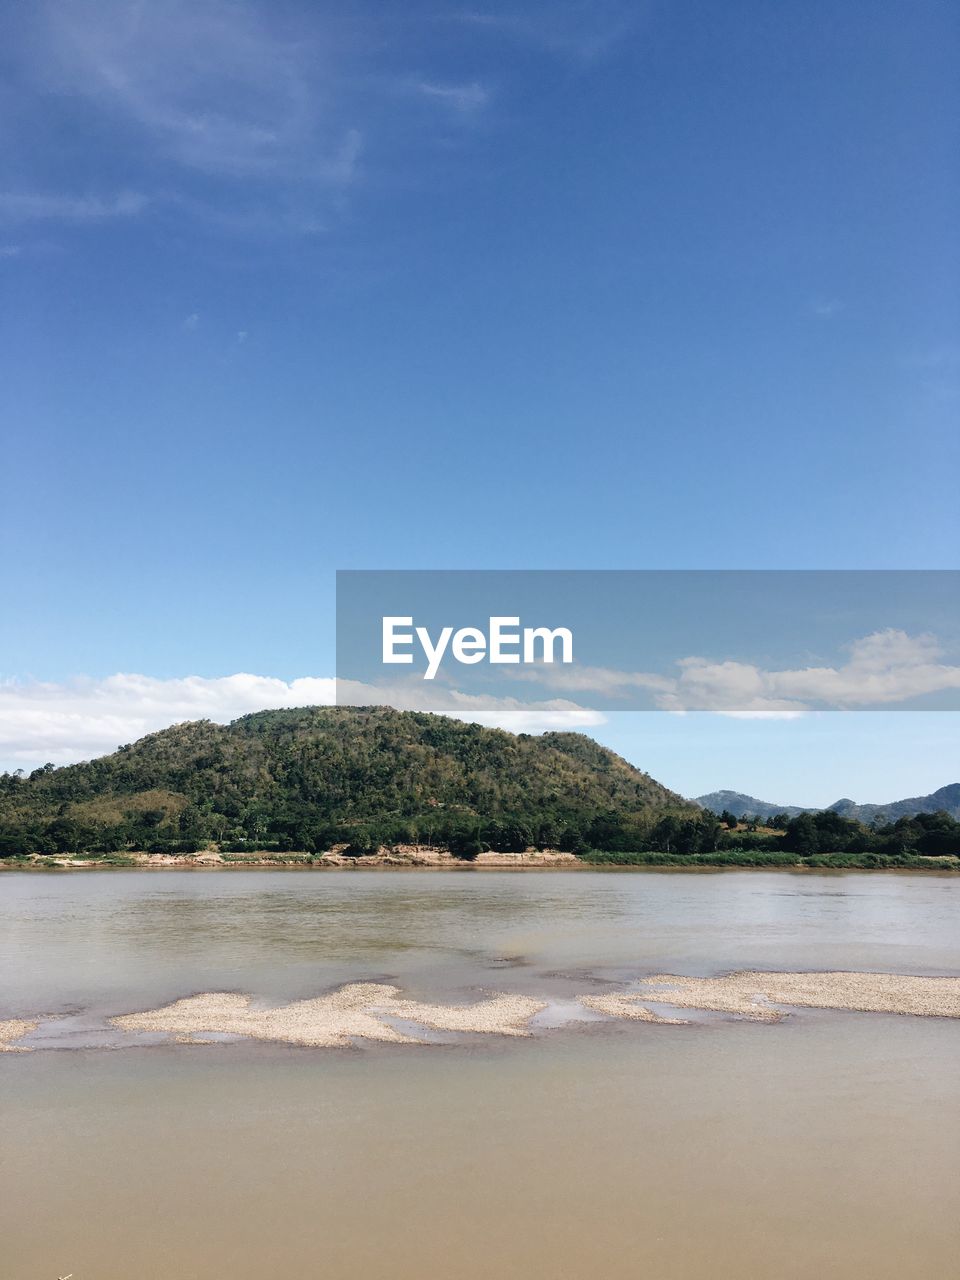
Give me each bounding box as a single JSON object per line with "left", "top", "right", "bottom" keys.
{"left": 2, "top": 847, "right": 958, "bottom": 874}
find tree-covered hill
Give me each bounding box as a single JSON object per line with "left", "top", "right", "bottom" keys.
{"left": 0, "top": 706, "right": 695, "bottom": 856}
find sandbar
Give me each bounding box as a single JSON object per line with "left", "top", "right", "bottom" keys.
{"left": 111, "top": 983, "right": 546, "bottom": 1046}
{"left": 596, "top": 971, "right": 960, "bottom": 1022}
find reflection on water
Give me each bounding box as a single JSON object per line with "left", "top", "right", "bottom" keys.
{"left": 2, "top": 870, "right": 959, "bottom": 1279}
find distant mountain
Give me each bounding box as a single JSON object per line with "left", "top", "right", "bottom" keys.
{"left": 0, "top": 706, "right": 694, "bottom": 856}
{"left": 827, "top": 783, "right": 960, "bottom": 824}
{"left": 694, "top": 791, "right": 810, "bottom": 820}
{"left": 697, "top": 784, "right": 960, "bottom": 823}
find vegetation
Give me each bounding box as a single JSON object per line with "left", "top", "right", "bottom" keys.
{"left": 581, "top": 808, "right": 960, "bottom": 865}
{"left": 581, "top": 848, "right": 958, "bottom": 870}
{"left": 1, "top": 707, "right": 957, "bottom": 867}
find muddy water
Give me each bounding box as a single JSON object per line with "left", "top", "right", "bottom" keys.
{"left": 2, "top": 869, "right": 959, "bottom": 1278}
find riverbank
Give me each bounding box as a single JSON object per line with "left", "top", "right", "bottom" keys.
{"left": 2, "top": 846, "right": 957, "bottom": 871}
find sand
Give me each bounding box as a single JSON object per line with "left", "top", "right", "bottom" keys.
{"left": 110, "top": 983, "right": 546, "bottom": 1046}
{"left": 388, "top": 993, "right": 546, "bottom": 1036}
{"left": 579, "top": 995, "right": 687, "bottom": 1024}
{"left": 593, "top": 971, "right": 960, "bottom": 1023}
{"left": 6, "top": 972, "right": 955, "bottom": 1054}
{"left": 111, "top": 985, "right": 417, "bottom": 1047}
{"left": 0, "top": 1019, "right": 37, "bottom": 1052}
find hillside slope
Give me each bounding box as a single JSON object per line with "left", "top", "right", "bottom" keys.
{"left": 0, "top": 706, "right": 694, "bottom": 855}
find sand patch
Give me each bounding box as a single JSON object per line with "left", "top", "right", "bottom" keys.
{"left": 578, "top": 995, "right": 687, "bottom": 1024}
{"left": 111, "top": 985, "right": 415, "bottom": 1048}
{"left": 388, "top": 993, "right": 546, "bottom": 1036}
{"left": 111, "top": 983, "right": 546, "bottom": 1047}
{"left": 0, "top": 1019, "right": 38, "bottom": 1052}
{"left": 617, "top": 972, "right": 960, "bottom": 1022}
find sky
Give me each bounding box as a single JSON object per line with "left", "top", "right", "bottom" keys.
{"left": 0, "top": 0, "right": 958, "bottom": 801}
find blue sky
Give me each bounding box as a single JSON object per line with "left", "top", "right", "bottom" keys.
{"left": 0, "top": 0, "right": 957, "bottom": 799}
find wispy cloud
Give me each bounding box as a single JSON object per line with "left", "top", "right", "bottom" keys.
{"left": 516, "top": 630, "right": 960, "bottom": 714}
{"left": 452, "top": 3, "right": 638, "bottom": 61}
{"left": 39, "top": 0, "right": 349, "bottom": 181}
{"left": 0, "top": 0, "right": 362, "bottom": 239}
{"left": 0, "top": 190, "right": 148, "bottom": 223}
{"left": 416, "top": 80, "right": 489, "bottom": 112}
{"left": 3, "top": 0, "right": 631, "bottom": 245}
{"left": 0, "top": 244, "right": 23, "bottom": 258}
{"left": 182, "top": 312, "right": 200, "bottom": 331}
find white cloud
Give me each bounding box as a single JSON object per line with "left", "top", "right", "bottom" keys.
{"left": 517, "top": 630, "right": 960, "bottom": 714}
{"left": 183, "top": 312, "right": 200, "bottom": 330}
{"left": 0, "top": 190, "right": 148, "bottom": 223}
{"left": 0, "top": 672, "right": 603, "bottom": 771}
{"left": 0, "top": 244, "right": 23, "bottom": 257}
{"left": 0, "top": 673, "right": 336, "bottom": 769}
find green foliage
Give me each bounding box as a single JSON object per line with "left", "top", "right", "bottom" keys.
{"left": 581, "top": 849, "right": 802, "bottom": 867}
{"left": 778, "top": 808, "right": 960, "bottom": 858}
{"left": 580, "top": 848, "right": 958, "bottom": 869}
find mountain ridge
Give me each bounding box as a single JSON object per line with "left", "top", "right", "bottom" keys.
{"left": 696, "top": 783, "right": 960, "bottom": 823}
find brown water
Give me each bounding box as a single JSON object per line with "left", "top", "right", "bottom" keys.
{"left": 2, "top": 869, "right": 959, "bottom": 1278}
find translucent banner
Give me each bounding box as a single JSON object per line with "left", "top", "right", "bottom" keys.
{"left": 336, "top": 571, "right": 960, "bottom": 714}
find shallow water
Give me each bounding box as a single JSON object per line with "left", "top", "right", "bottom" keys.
{"left": 2, "top": 869, "right": 959, "bottom": 1278}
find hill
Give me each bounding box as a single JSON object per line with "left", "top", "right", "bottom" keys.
{"left": 694, "top": 790, "right": 809, "bottom": 820}
{"left": 0, "top": 706, "right": 694, "bottom": 857}
{"left": 697, "top": 784, "right": 960, "bottom": 823}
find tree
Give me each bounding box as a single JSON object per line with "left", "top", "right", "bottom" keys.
{"left": 785, "top": 813, "right": 818, "bottom": 856}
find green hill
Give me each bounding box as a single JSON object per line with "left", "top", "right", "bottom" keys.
{"left": 0, "top": 706, "right": 695, "bottom": 857}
